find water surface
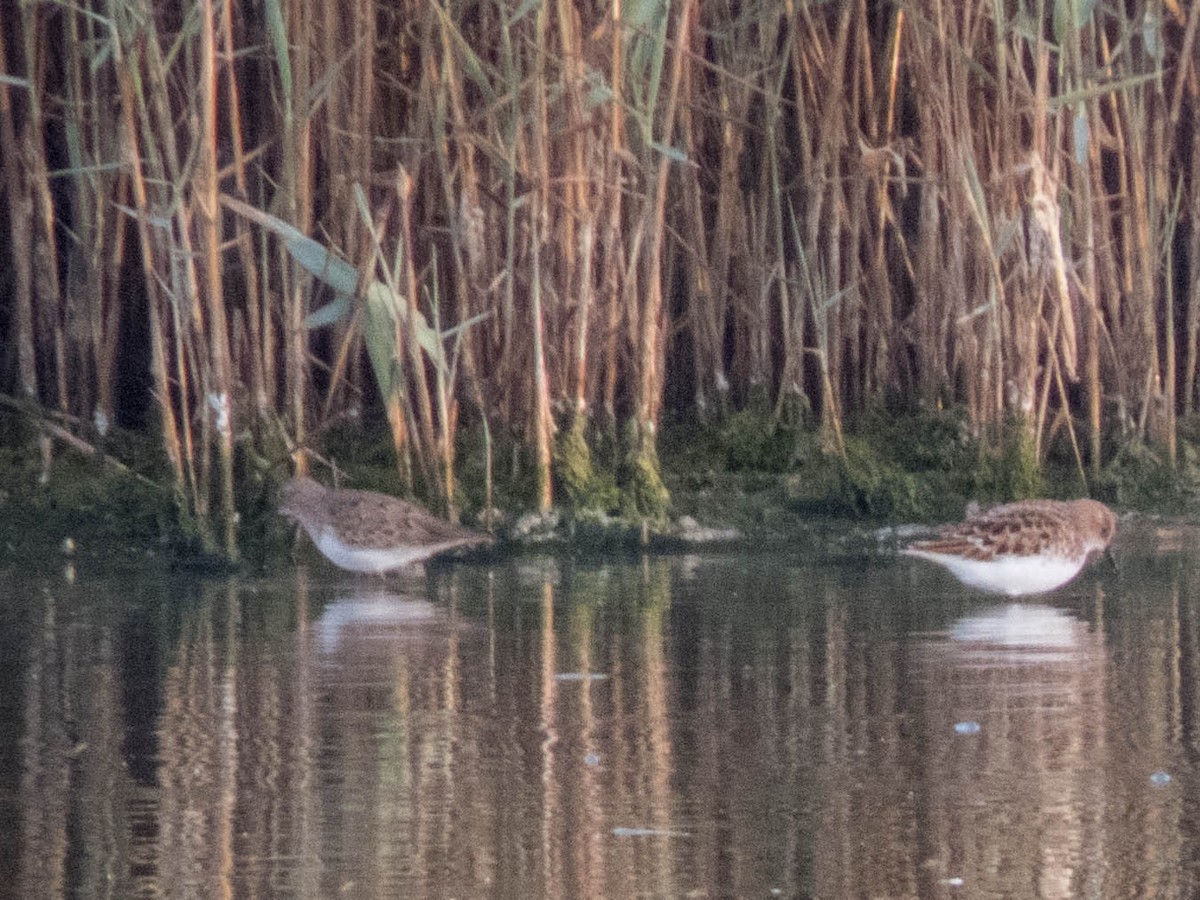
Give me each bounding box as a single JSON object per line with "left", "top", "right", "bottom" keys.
{"left": 4, "top": 520, "right": 1200, "bottom": 898}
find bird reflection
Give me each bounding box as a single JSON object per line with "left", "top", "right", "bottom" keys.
{"left": 949, "top": 603, "right": 1080, "bottom": 657}
{"left": 916, "top": 601, "right": 1105, "bottom": 898}
{"left": 313, "top": 590, "right": 442, "bottom": 655}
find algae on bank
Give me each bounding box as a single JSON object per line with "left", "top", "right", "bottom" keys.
{"left": 2, "top": 402, "right": 1197, "bottom": 569}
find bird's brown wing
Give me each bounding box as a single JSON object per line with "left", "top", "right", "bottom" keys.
{"left": 909, "top": 504, "right": 1078, "bottom": 561}
{"left": 327, "top": 488, "right": 490, "bottom": 550}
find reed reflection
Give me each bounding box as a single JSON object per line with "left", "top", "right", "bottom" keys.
{"left": 9, "top": 548, "right": 1200, "bottom": 897}
{"left": 914, "top": 601, "right": 1105, "bottom": 897}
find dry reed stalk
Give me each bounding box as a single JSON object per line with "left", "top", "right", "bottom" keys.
{"left": 531, "top": 234, "right": 555, "bottom": 513}
{"left": 555, "top": 0, "right": 586, "bottom": 275}
{"left": 138, "top": 1, "right": 211, "bottom": 530}
{"left": 0, "top": 27, "right": 39, "bottom": 402}
{"left": 1088, "top": 81, "right": 1129, "bottom": 427}
{"left": 266, "top": 0, "right": 316, "bottom": 475}
{"left": 635, "top": 0, "right": 695, "bottom": 439}
{"left": 426, "top": 264, "right": 455, "bottom": 518}
{"left": 888, "top": 8, "right": 954, "bottom": 406}
{"left": 320, "top": 303, "right": 368, "bottom": 426}
{"left": 352, "top": 183, "right": 425, "bottom": 492}
{"left": 556, "top": 0, "right": 593, "bottom": 428}
{"left": 1163, "top": 215, "right": 1179, "bottom": 462}
{"left": 1077, "top": 164, "right": 1103, "bottom": 472}
{"left": 600, "top": 3, "right": 627, "bottom": 431}
{"left": 819, "top": 3, "right": 854, "bottom": 417}
{"left": 866, "top": 6, "right": 906, "bottom": 396}
{"left": 1084, "top": 5, "right": 1182, "bottom": 456}
{"left": 787, "top": 25, "right": 823, "bottom": 414}
{"left": 107, "top": 2, "right": 197, "bottom": 522}
{"left": 1124, "top": 117, "right": 1164, "bottom": 443}
{"left": 1151, "top": 75, "right": 1178, "bottom": 468}
{"left": 218, "top": 0, "right": 268, "bottom": 416}
{"left": 432, "top": 27, "right": 488, "bottom": 457}
{"left": 314, "top": 0, "right": 376, "bottom": 423}
{"left": 174, "top": 209, "right": 216, "bottom": 533}
{"left": 1186, "top": 136, "right": 1200, "bottom": 414}
{"left": 575, "top": 219, "right": 596, "bottom": 418}
{"left": 1097, "top": 37, "right": 1151, "bottom": 438}
{"left": 93, "top": 207, "right": 126, "bottom": 430}
{"left": 62, "top": 7, "right": 104, "bottom": 426}
{"left": 529, "top": 2, "right": 555, "bottom": 513}
{"left": 397, "top": 172, "right": 440, "bottom": 492}
{"left": 788, "top": 205, "right": 845, "bottom": 457}
{"left": 902, "top": 0, "right": 1078, "bottom": 458}
{"left": 19, "top": 7, "right": 67, "bottom": 415}
{"left": 855, "top": 48, "right": 882, "bottom": 402}
{"left": 23, "top": 10, "right": 65, "bottom": 410}
{"left": 7, "top": 0, "right": 1200, "bottom": 542}
{"left": 113, "top": 42, "right": 185, "bottom": 506}
{"left": 1057, "top": 6, "right": 1105, "bottom": 472}
{"left": 689, "top": 4, "right": 753, "bottom": 417}
{"left": 195, "top": 0, "right": 238, "bottom": 558}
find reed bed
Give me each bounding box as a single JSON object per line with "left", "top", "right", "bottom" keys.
{"left": 0, "top": 0, "right": 1196, "bottom": 557}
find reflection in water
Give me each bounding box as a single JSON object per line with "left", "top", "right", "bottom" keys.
{"left": 919, "top": 604, "right": 1104, "bottom": 898}
{"left": 6, "top": 542, "right": 1200, "bottom": 896}
{"left": 950, "top": 603, "right": 1080, "bottom": 650}
{"left": 313, "top": 590, "right": 441, "bottom": 654}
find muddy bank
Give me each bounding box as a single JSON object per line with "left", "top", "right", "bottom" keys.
{"left": 1, "top": 407, "right": 1196, "bottom": 573}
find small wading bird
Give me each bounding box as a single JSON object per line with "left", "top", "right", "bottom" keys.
{"left": 278, "top": 476, "right": 493, "bottom": 573}
{"left": 902, "top": 498, "right": 1117, "bottom": 596}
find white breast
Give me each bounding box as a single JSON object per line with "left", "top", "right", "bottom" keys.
{"left": 311, "top": 529, "right": 428, "bottom": 573}
{"left": 908, "top": 550, "right": 1085, "bottom": 596}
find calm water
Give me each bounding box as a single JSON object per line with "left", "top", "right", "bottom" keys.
{"left": 4, "top": 517, "right": 1200, "bottom": 898}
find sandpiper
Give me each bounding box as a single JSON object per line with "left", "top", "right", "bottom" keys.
{"left": 902, "top": 498, "right": 1116, "bottom": 596}
{"left": 278, "top": 476, "right": 493, "bottom": 573}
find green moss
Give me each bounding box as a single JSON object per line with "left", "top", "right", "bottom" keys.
{"left": 16, "top": 395, "right": 1200, "bottom": 570}
{"left": 320, "top": 419, "right": 398, "bottom": 469}
{"left": 618, "top": 420, "right": 671, "bottom": 521}
{"left": 655, "top": 418, "right": 723, "bottom": 483}
{"left": 836, "top": 435, "right": 925, "bottom": 518}
{"left": 1095, "top": 440, "right": 1193, "bottom": 512}
{"left": 451, "top": 424, "right": 529, "bottom": 513}
{"left": 659, "top": 404, "right": 978, "bottom": 522}
{"left": 552, "top": 416, "right": 621, "bottom": 513}
{"left": 715, "top": 386, "right": 801, "bottom": 473}
{"left": 972, "top": 421, "right": 1045, "bottom": 502}
{"left": 554, "top": 417, "right": 593, "bottom": 500}
{"left": 721, "top": 408, "right": 797, "bottom": 473}
{"left": 658, "top": 400, "right": 818, "bottom": 481}
{"left": 860, "top": 404, "right": 972, "bottom": 473}
{"left": 0, "top": 434, "right": 182, "bottom": 566}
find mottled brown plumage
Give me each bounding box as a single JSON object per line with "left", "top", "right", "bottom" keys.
{"left": 902, "top": 499, "right": 1116, "bottom": 595}
{"left": 279, "top": 476, "right": 492, "bottom": 573}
